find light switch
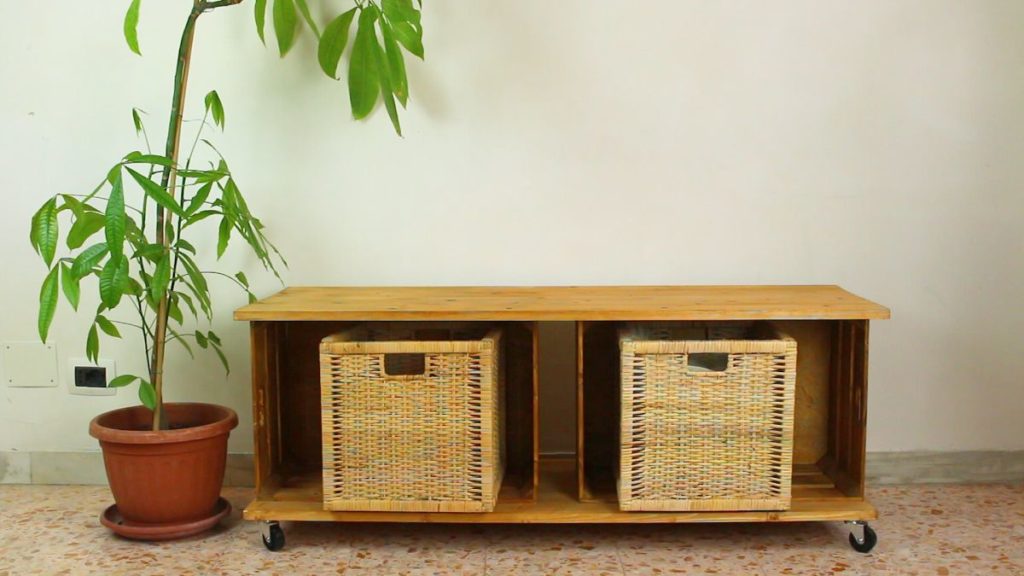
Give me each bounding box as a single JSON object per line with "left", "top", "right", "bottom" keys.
{"left": 0, "top": 342, "right": 58, "bottom": 388}
{"left": 67, "top": 357, "right": 117, "bottom": 396}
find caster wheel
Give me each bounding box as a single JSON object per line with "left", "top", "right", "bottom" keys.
{"left": 848, "top": 524, "right": 877, "bottom": 553}
{"left": 262, "top": 522, "right": 285, "bottom": 551}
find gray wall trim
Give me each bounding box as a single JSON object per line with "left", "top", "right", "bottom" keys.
{"left": 0, "top": 451, "right": 254, "bottom": 487}
{"left": 2, "top": 450, "right": 1022, "bottom": 487}
{"left": 865, "top": 450, "right": 1024, "bottom": 485}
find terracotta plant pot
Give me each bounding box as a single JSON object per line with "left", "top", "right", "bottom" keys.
{"left": 89, "top": 402, "right": 238, "bottom": 540}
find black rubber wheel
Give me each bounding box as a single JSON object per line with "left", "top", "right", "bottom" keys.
{"left": 262, "top": 523, "right": 285, "bottom": 551}
{"left": 848, "top": 524, "right": 877, "bottom": 553}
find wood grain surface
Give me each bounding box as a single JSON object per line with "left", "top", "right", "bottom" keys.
{"left": 235, "top": 285, "right": 890, "bottom": 321}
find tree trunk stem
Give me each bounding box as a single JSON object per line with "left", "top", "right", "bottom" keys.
{"left": 148, "top": 0, "right": 245, "bottom": 431}
{"left": 150, "top": 4, "right": 202, "bottom": 431}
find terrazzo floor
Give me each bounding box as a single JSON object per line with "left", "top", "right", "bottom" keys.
{"left": 0, "top": 484, "right": 1021, "bottom": 575}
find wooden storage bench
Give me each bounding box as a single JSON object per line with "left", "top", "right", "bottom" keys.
{"left": 235, "top": 286, "right": 889, "bottom": 553}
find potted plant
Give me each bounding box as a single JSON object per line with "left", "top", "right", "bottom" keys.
{"left": 28, "top": 0, "right": 425, "bottom": 540}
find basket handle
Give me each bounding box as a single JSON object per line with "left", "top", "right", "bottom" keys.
{"left": 686, "top": 352, "right": 730, "bottom": 373}
{"left": 383, "top": 353, "right": 426, "bottom": 376}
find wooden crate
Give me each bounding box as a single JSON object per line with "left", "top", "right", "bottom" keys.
{"left": 320, "top": 324, "right": 504, "bottom": 512}
{"left": 238, "top": 287, "right": 886, "bottom": 528}
{"left": 617, "top": 322, "right": 797, "bottom": 512}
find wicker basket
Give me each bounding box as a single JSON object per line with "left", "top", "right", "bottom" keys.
{"left": 618, "top": 322, "right": 797, "bottom": 512}
{"left": 320, "top": 323, "right": 504, "bottom": 512}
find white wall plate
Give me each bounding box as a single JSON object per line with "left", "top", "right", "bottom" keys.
{"left": 0, "top": 342, "right": 58, "bottom": 388}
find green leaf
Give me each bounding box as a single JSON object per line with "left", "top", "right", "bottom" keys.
{"left": 105, "top": 171, "right": 126, "bottom": 259}
{"left": 138, "top": 379, "right": 157, "bottom": 410}
{"left": 99, "top": 255, "right": 129, "bottom": 309}
{"left": 126, "top": 167, "right": 184, "bottom": 217}
{"left": 185, "top": 180, "right": 212, "bottom": 214}
{"left": 38, "top": 266, "right": 60, "bottom": 342}
{"left": 150, "top": 251, "right": 170, "bottom": 304}
{"left": 195, "top": 330, "right": 209, "bottom": 349}
{"left": 132, "top": 242, "right": 164, "bottom": 262}
{"left": 235, "top": 271, "right": 249, "bottom": 287}
{"left": 372, "top": 24, "right": 402, "bottom": 135}
{"left": 382, "top": 0, "right": 420, "bottom": 25}
{"left": 132, "top": 108, "right": 144, "bottom": 135}
{"left": 108, "top": 374, "right": 138, "bottom": 388}
{"left": 31, "top": 198, "right": 59, "bottom": 267}
{"left": 217, "top": 218, "right": 232, "bottom": 258}
{"left": 168, "top": 327, "right": 194, "bottom": 358}
{"left": 219, "top": 178, "right": 238, "bottom": 215}
{"left": 71, "top": 243, "right": 108, "bottom": 278}
{"left": 182, "top": 210, "right": 220, "bottom": 229}
{"left": 211, "top": 343, "right": 230, "bottom": 375}
{"left": 58, "top": 194, "right": 89, "bottom": 217}
{"left": 86, "top": 324, "right": 99, "bottom": 363}
{"left": 255, "top": 0, "right": 268, "bottom": 43}
{"left": 126, "top": 277, "right": 143, "bottom": 297}
{"left": 318, "top": 8, "right": 356, "bottom": 78}
{"left": 380, "top": 19, "right": 408, "bottom": 106}
{"left": 66, "top": 211, "right": 105, "bottom": 250}
{"left": 349, "top": 6, "right": 381, "bottom": 119}
{"left": 204, "top": 90, "right": 225, "bottom": 129}
{"left": 168, "top": 297, "right": 184, "bottom": 325}
{"left": 180, "top": 254, "right": 211, "bottom": 316}
{"left": 124, "top": 0, "right": 142, "bottom": 55}
{"left": 295, "top": 0, "right": 320, "bottom": 37}
{"left": 124, "top": 216, "right": 145, "bottom": 246}
{"left": 201, "top": 139, "right": 227, "bottom": 161}
{"left": 123, "top": 153, "right": 174, "bottom": 167}
{"left": 190, "top": 286, "right": 212, "bottom": 320}
{"left": 177, "top": 169, "right": 228, "bottom": 183}
{"left": 391, "top": 20, "right": 423, "bottom": 59}
{"left": 273, "top": 0, "right": 299, "bottom": 57}
{"left": 59, "top": 262, "right": 80, "bottom": 310}
{"left": 95, "top": 315, "right": 121, "bottom": 338}
{"left": 176, "top": 291, "right": 198, "bottom": 319}
{"left": 176, "top": 238, "right": 197, "bottom": 254}
{"left": 208, "top": 331, "right": 222, "bottom": 346}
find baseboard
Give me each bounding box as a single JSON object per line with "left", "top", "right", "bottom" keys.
{"left": 864, "top": 450, "right": 1024, "bottom": 485}
{"left": 2, "top": 450, "right": 1022, "bottom": 487}
{"left": 0, "top": 451, "right": 254, "bottom": 487}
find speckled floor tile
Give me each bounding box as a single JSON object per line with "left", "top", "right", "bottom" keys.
{"left": 484, "top": 525, "right": 623, "bottom": 575}
{"left": 0, "top": 484, "right": 1021, "bottom": 575}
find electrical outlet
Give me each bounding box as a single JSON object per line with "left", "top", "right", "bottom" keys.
{"left": 67, "top": 357, "right": 117, "bottom": 396}
{"left": 0, "top": 342, "right": 58, "bottom": 388}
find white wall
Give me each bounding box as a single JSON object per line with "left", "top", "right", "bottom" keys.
{"left": 1, "top": 0, "right": 1022, "bottom": 455}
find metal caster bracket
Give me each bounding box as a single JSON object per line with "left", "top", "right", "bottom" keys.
{"left": 845, "top": 520, "right": 878, "bottom": 553}
{"left": 261, "top": 520, "right": 285, "bottom": 551}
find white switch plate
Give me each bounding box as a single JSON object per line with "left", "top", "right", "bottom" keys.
{"left": 67, "top": 357, "right": 117, "bottom": 396}
{"left": 0, "top": 342, "right": 58, "bottom": 388}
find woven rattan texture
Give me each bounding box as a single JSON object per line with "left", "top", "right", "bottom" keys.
{"left": 321, "top": 326, "right": 503, "bottom": 512}
{"left": 619, "top": 323, "right": 797, "bottom": 512}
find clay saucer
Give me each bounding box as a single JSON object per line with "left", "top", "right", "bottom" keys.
{"left": 100, "top": 497, "right": 231, "bottom": 541}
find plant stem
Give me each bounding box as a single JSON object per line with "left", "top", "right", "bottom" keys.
{"left": 149, "top": 0, "right": 244, "bottom": 431}
{"left": 165, "top": 110, "right": 209, "bottom": 314}
{"left": 150, "top": 5, "right": 200, "bottom": 431}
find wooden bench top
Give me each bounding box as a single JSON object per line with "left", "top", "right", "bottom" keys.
{"left": 234, "top": 285, "right": 890, "bottom": 321}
